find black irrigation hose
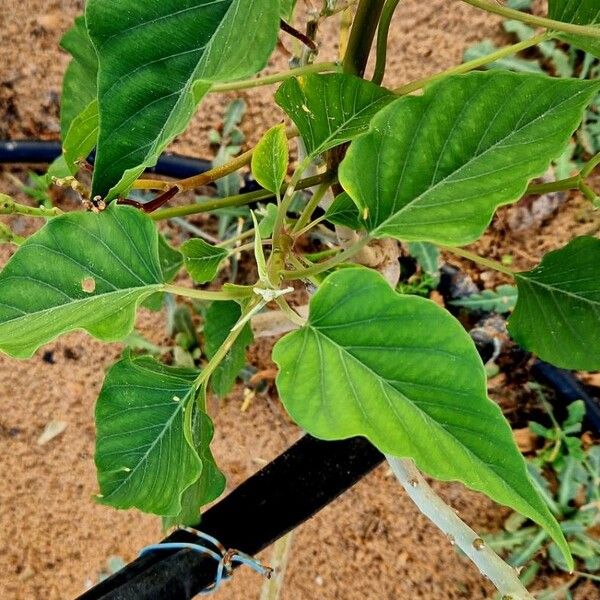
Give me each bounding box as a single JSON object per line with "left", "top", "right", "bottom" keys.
{"left": 0, "top": 140, "right": 233, "bottom": 183}
{"left": 78, "top": 435, "right": 384, "bottom": 600}
{"left": 3, "top": 142, "right": 599, "bottom": 598}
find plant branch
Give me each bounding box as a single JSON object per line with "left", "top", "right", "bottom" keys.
{"left": 461, "top": 0, "right": 600, "bottom": 39}
{"left": 0, "top": 222, "right": 24, "bottom": 245}
{"left": 526, "top": 176, "right": 580, "bottom": 195}
{"left": 151, "top": 174, "right": 328, "bottom": 221}
{"left": 0, "top": 194, "right": 63, "bottom": 218}
{"left": 440, "top": 245, "right": 515, "bottom": 276}
{"left": 210, "top": 62, "right": 341, "bottom": 93}
{"left": 282, "top": 235, "right": 371, "bottom": 279}
{"left": 279, "top": 19, "right": 318, "bottom": 52}
{"left": 342, "top": 0, "right": 386, "bottom": 76}
{"left": 581, "top": 150, "right": 600, "bottom": 179}
{"left": 372, "top": 0, "right": 403, "bottom": 85}
{"left": 292, "top": 177, "right": 335, "bottom": 234}
{"left": 386, "top": 457, "right": 535, "bottom": 600}
{"left": 393, "top": 33, "right": 550, "bottom": 95}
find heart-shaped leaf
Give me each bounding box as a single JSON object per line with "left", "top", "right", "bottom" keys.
{"left": 86, "top": 0, "right": 280, "bottom": 199}
{"left": 339, "top": 72, "right": 600, "bottom": 245}
{"left": 549, "top": 0, "right": 600, "bottom": 57}
{"left": 0, "top": 205, "right": 169, "bottom": 358}
{"left": 96, "top": 355, "right": 221, "bottom": 516}
{"left": 181, "top": 239, "right": 228, "bottom": 285}
{"left": 508, "top": 236, "right": 600, "bottom": 370}
{"left": 273, "top": 268, "right": 569, "bottom": 565}
{"left": 275, "top": 73, "right": 394, "bottom": 158}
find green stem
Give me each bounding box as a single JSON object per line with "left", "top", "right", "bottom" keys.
{"left": 294, "top": 214, "right": 327, "bottom": 238}
{"left": 394, "top": 33, "right": 550, "bottom": 95}
{"left": 580, "top": 180, "right": 599, "bottom": 205}
{"left": 283, "top": 235, "right": 371, "bottom": 279}
{"left": 216, "top": 227, "right": 255, "bottom": 248}
{"left": 461, "top": 0, "right": 600, "bottom": 39}
{"left": 372, "top": 0, "right": 403, "bottom": 85}
{"left": 151, "top": 174, "right": 327, "bottom": 221}
{"left": 0, "top": 194, "right": 63, "bottom": 218}
{"left": 343, "top": 0, "right": 387, "bottom": 76}
{"left": 163, "top": 283, "right": 253, "bottom": 301}
{"left": 210, "top": 62, "right": 341, "bottom": 93}
{"left": 581, "top": 150, "right": 600, "bottom": 179}
{"left": 0, "top": 222, "right": 24, "bottom": 245}
{"left": 526, "top": 176, "right": 580, "bottom": 195}
{"left": 194, "top": 297, "right": 261, "bottom": 389}
{"left": 292, "top": 178, "right": 334, "bottom": 234}
{"left": 440, "top": 246, "right": 515, "bottom": 277}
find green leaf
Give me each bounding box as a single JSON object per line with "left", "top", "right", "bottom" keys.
{"left": 96, "top": 355, "right": 203, "bottom": 515}
{"left": 251, "top": 124, "right": 288, "bottom": 194}
{"left": 324, "top": 192, "right": 363, "bottom": 230}
{"left": 548, "top": 0, "right": 600, "bottom": 57}
{"left": 408, "top": 242, "right": 441, "bottom": 283}
{"left": 451, "top": 285, "right": 518, "bottom": 314}
{"left": 339, "top": 72, "right": 600, "bottom": 245}
{"left": 275, "top": 73, "right": 394, "bottom": 158}
{"left": 204, "top": 301, "right": 253, "bottom": 397}
{"left": 0, "top": 205, "right": 167, "bottom": 358}
{"left": 181, "top": 239, "right": 228, "bottom": 284}
{"left": 508, "top": 236, "right": 600, "bottom": 370}
{"left": 60, "top": 15, "right": 98, "bottom": 138}
{"left": 63, "top": 100, "right": 99, "bottom": 174}
{"left": 86, "top": 0, "right": 280, "bottom": 199}
{"left": 273, "top": 268, "right": 570, "bottom": 565}
{"left": 163, "top": 399, "right": 225, "bottom": 527}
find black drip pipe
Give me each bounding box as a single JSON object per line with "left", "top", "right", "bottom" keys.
{"left": 78, "top": 435, "right": 384, "bottom": 600}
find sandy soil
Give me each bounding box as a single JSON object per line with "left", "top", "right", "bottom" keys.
{"left": 0, "top": 1, "right": 599, "bottom": 599}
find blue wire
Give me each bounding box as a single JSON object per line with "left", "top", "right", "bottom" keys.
{"left": 139, "top": 532, "right": 272, "bottom": 595}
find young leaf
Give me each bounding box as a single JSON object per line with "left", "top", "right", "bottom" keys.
{"left": 0, "top": 205, "right": 168, "bottom": 358}
{"left": 60, "top": 15, "right": 98, "bottom": 138}
{"left": 96, "top": 355, "right": 208, "bottom": 515}
{"left": 86, "top": 0, "right": 280, "bottom": 199}
{"left": 339, "top": 72, "right": 600, "bottom": 245}
{"left": 548, "top": 1, "right": 600, "bottom": 58}
{"left": 273, "top": 268, "right": 570, "bottom": 566}
{"left": 275, "top": 73, "right": 394, "bottom": 158}
{"left": 508, "top": 236, "right": 600, "bottom": 370}
{"left": 325, "top": 192, "right": 363, "bottom": 230}
{"left": 251, "top": 124, "right": 288, "bottom": 194}
{"left": 204, "top": 301, "right": 253, "bottom": 398}
{"left": 181, "top": 239, "right": 228, "bottom": 285}
{"left": 163, "top": 400, "right": 225, "bottom": 527}
{"left": 451, "top": 285, "right": 518, "bottom": 314}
